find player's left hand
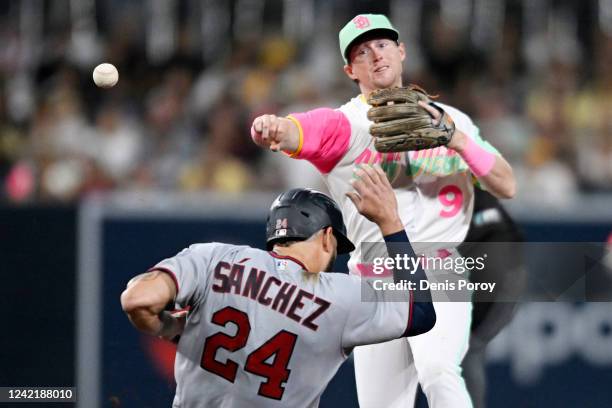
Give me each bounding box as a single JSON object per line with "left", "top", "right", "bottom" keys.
{"left": 157, "top": 309, "right": 188, "bottom": 342}
{"left": 346, "top": 164, "right": 404, "bottom": 235}
{"left": 367, "top": 86, "right": 455, "bottom": 152}
{"left": 418, "top": 101, "right": 467, "bottom": 151}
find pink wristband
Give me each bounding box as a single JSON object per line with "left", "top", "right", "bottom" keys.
{"left": 460, "top": 136, "right": 496, "bottom": 177}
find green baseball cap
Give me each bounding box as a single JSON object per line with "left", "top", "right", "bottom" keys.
{"left": 339, "top": 14, "right": 400, "bottom": 64}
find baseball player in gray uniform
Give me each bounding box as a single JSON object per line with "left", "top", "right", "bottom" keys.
{"left": 121, "top": 164, "right": 437, "bottom": 408}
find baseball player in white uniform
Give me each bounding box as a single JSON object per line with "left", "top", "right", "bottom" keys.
{"left": 121, "top": 164, "right": 438, "bottom": 408}
{"left": 250, "top": 14, "right": 516, "bottom": 408}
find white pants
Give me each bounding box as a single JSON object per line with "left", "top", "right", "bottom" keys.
{"left": 354, "top": 301, "right": 473, "bottom": 408}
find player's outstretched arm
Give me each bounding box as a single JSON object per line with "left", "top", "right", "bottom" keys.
{"left": 382, "top": 230, "right": 436, "bottom": 336}
{"left": 345, "top": 164, "right": 404, "bottom": 236}
{"left": 120, "top": 270, "right": 185, "bottom": 340}
{"left": 251, "top": 114, "right": 300, "bottom": 153}
{"left": 346, "top": 165, "right": 436, "bottom": 336}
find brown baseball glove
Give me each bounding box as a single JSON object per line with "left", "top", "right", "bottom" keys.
{"left": 367, "top": 85, "right": 455, "bottom": 152}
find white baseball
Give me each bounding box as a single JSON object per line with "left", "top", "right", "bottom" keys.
{"left": 92, "top": 63, "right": 119, "bottom": 88}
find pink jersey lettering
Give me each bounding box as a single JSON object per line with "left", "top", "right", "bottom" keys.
{"left": 355, "top": 148, "right": 401, "bottom": 165}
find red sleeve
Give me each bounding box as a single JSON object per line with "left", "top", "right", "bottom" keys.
{"left": 287, "top": 108, "right": 351, "bottom": 174}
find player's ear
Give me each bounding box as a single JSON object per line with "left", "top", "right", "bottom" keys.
{"left": 322, "top": 227, "right": 336, "bottom": 253}
{"left": 343, "top": 64, "right": 358, "bottom": 81}
{"left": 398, "top": 42, "right": 406, "bottom": 62}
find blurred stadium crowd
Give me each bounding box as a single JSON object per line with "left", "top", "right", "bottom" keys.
{"left": 0, "top": 0, "right": 611, "bottom": 205}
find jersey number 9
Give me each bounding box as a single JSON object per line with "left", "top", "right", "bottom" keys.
{"left": 438, "top": 184, "right": 463, "bottom": 218}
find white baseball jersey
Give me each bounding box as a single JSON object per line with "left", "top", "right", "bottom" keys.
{"left": 288, "top": 95, "right": 500, "bottom": 274}
{"left": 153, "top": 242, "right": 412, "bottom": 408}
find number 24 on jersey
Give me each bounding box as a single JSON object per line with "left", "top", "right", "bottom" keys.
{"left": 200, "top": 306, "right": 298, "bottom": 400}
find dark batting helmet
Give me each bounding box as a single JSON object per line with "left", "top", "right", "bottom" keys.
{"left": 266, "top": 188, "right": 355, "bottom": 254}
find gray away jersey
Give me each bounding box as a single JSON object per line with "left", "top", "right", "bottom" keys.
{"left": 152, "top": 242, "right": 412, "bottom": 408}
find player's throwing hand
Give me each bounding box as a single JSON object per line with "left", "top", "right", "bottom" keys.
{"left": 251, "top": 114, "right": 299, "bottom": 153}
